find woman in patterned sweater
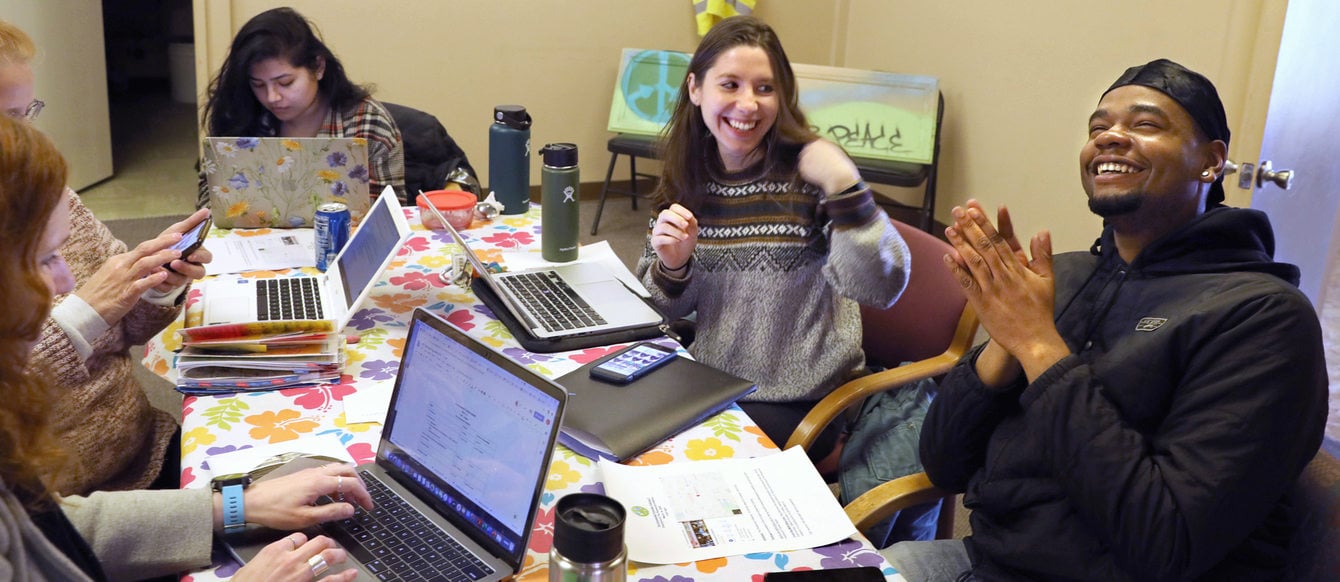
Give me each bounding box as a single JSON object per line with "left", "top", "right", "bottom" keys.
{"left": 637, "top": 16, "right": 910, "bottom": 463}
{"left": 197, "top": 7, "right": 405, "bottom": 206}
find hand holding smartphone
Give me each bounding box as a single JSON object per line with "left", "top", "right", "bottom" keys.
{"left": 166, "top": 216, "right": 212, "bottom": 272}
{"left": 589, "top": 342, "right": 678, "bottom": 384}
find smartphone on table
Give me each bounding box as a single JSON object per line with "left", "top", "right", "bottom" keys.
{"left": 166, "top": 216, "right": 212, "bottom": 272}
{"left": 589, "top": 341, "right": 678, "bottom": 384}
{"left": 763, "top": 566, "right": 885, "bottom": 581}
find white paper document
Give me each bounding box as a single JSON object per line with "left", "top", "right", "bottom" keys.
{"left": 600, "top": 446, "right": 857, "bottom": 563}
{"left": 204, "top": 229, "right": 316, "bottom": 275}
{"left": 341, "top": 379, "right": 396, "bottom": 425}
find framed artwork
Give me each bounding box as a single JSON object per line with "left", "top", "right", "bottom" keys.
{"left": 606, "top": 48, "right": 939, "bottom": 165}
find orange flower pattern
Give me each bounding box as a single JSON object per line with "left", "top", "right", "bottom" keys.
{"left": 246, "top": 409, "right": 319, "bottom": 443}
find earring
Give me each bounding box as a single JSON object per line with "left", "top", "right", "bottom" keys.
{"left": 1202, "top": 170, "right": 1213, "bottom": 179}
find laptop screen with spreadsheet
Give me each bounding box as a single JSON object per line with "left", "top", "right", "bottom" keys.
{"left": 376, "top": 309, "right": 565, "bottom": 564}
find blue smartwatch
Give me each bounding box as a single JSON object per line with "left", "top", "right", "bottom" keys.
{"left": 211, "top": 474, "right": 252, "bottom": 530}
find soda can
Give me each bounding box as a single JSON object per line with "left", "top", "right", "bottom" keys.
{"left": 314, "top": 202, "right": 351, "bottom": 271}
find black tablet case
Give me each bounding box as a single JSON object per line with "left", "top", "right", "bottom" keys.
{"left": 554, "top": 355, "right": 757, "bottom": 462}
{"left": 470, "top": 277, "right": 667, "bottom": 353}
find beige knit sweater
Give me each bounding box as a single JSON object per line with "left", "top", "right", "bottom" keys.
{"left": 27, "top": 192, "right": 182, "bottom": 495}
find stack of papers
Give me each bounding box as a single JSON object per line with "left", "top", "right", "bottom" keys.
{"left": 175, "top": 320, "right": 344, "bottom": 394}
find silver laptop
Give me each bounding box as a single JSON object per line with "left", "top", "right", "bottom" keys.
{"left": 201, "top": 186, "right": 411, "bottom": 329}
{"left": 223, "top": 308, "right": 568, "bottom": 581}
{"left": 425, "top": 202, "right": 663, "bottom": 339}
{"left": 203, "top": 136, "right": 372, "bottom": 229}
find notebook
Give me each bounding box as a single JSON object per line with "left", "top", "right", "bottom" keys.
{"left": 555, "top": 352, "right": 756, "bottom": 461}
{"left": 223, "top": 308, "right": 568, "bottom": 581}
{"left": 425, "top": 202, "right": 664, "bottom": 341}
{"left": 203, "top": 136, "right": 372, "bottom": 229}
{"left": 200, "top": 186, "right": 411, "bottom": 329}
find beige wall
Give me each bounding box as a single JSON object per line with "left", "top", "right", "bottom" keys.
{"left": 7, "top": 0, "right": 113, "bottom": 190}
{"left": 842, "top": 0, "right": 1265, "bottom": 252}
{"left": 193, "top": 0, "right": 841, "bottom": 197}
{"left": 195, "top": 0, "right": 1269, "bottom": 253}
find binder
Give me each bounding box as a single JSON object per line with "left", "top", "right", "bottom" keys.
{"left": 555, "top": 354, "right": 757, "bottom": 461}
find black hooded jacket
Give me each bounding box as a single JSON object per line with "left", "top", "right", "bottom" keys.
{"left": 921, "top": 207, "right": 1327, "bottom": 581}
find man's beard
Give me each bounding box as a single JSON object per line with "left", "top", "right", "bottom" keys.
{"left": 1088, "top": 192, "right": 1143, "bottom": 217}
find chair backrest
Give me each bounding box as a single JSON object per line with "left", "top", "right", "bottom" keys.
{"left": 861, "top": 217, "right": 967, "bottom": 368}
{"left": 1285, "top": 447, "right": 1340, "bottom": 579}
{"left": 383, "top": 102, "right": 476, "bottom": 203}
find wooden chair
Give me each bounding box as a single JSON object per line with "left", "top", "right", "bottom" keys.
{"left": 784, "top": 216, "right": 978, "bottom": 538}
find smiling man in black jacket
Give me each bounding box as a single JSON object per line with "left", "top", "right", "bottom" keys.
{"left": 881, "top": 59, "right": 1328, "bottom": 581}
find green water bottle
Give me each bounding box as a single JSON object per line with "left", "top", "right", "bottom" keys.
{"left": 541, "top": 143, "right": 580, "bottom": 262}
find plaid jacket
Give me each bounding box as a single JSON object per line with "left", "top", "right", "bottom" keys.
{"left": 318, "top": 97, "right": 406, "bottom": 201}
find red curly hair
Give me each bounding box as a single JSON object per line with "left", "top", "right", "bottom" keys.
{"left": 0, "top": 116, "right": 69, "bottom": 508}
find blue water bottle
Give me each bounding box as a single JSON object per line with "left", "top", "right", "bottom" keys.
{"left": 488, "top": 105, "right": 532, "bottom": 215}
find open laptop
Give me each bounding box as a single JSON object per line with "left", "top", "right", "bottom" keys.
{"left": 425, "top": 202, "right": 663, "bottom": 339}
{"left": 223, "top": 308, "right": 568, "bottom": 581}
{"left": 200, "top": 186, "right": 411, "bottom": 329}
{"left": 203, "top": 136, "right": 372, "bottom": 229}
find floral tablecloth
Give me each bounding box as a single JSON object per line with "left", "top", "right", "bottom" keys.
{"left": 144, "top": 206, "right": 899, "bottom": 581}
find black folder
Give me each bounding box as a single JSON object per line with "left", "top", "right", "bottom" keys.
{"left": 554, "top": 354, "right": 757, "bottom": 461}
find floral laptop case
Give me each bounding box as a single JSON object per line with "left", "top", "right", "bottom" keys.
{"left": 203, "top": 136, "right": 372, "bottom": 228}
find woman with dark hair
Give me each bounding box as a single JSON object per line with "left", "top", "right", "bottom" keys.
{"left": 197, "top": 7, "right": 404, "bottom": 206}
{"left": 637, "top": 16, "right": 910, "bottom": 464}
{"left": 0, "top": 116, "right": 371, "bottom": 581}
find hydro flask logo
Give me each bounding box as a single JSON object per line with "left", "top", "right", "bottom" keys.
{"left": 563, "top": 186, "right": 576, "bottom": 203}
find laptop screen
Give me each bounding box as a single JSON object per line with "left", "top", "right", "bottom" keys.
{"left": 381, "top": 313, "right": 563, "bottom": 560}
{"left": 336, "top": 192, "right": 401, "bottom": 308}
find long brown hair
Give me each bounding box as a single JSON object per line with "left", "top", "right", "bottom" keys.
{"left": 654, "top": 15, "right": 817, "bottom": 212}
{"left": 0, "top": 116, "right": 68, "bottom": 508}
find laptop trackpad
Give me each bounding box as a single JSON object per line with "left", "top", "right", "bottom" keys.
{"left": 552, "top": 261, "right": 616, "bottom": 284}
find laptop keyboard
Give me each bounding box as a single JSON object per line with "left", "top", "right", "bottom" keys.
{"left": 325, "top": 471, "right": 496, "bottom": 581}
{"left": 256, "top": 277, "right": 324, "bottom": 321}
{"left": 499, "top": 271, "right": 606, "bottom": 332}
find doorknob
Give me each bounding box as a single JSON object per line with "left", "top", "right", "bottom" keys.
{"left": 1224, "top": 159, "right": 1256, "bottom": 190}
{"left": 1256, "top": 160, "right": 1293, "bottom": 190}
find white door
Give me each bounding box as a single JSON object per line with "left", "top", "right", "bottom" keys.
{"left": 2, "top": 0, "right": 114, "bottom": 190}
{"left": 1231, "top": 0, "right": 1340, "bottom": 447}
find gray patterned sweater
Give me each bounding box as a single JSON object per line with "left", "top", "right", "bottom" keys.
{"left": 637, "top": 163, "right": 910, "bottom": 402}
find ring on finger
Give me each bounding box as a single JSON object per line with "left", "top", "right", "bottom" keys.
{"left": 308, "top": 554, "right": 329, "bottom": 577}
{"left": 336, "top": 475, "right": 345, "bottom": 502}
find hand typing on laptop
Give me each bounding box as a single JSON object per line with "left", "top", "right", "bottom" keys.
{"left": 221, "top": 463, "right": 374, "bottom": 582}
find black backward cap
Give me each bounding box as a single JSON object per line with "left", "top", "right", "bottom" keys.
{"left": 1104, "top": 59, "right": 1230, "bottom": 208}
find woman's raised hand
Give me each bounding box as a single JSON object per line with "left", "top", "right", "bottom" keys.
{"left": 651, "top": 203, "right": 699, "bottom": 272}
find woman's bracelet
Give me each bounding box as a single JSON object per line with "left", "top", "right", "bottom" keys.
{"left": 832, "top": 180, "right": 868, "bottom": 197}
{"left": 660, "top": 259, "right": 689, "bottom": 273}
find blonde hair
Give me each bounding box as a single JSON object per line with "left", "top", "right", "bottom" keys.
{"left": 0, "top": 20, "right": 36, "bottom": 65}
